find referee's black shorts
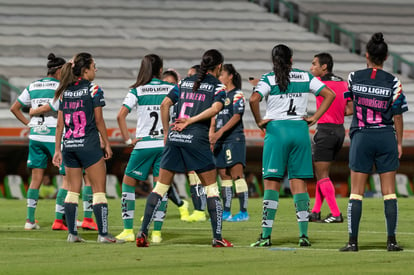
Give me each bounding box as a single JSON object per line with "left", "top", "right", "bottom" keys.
{"left": 312, "top": 123, "right": 345, "bottom": 162}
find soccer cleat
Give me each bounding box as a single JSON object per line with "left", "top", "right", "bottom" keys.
{"left": 52, "top": 219, "right": 68, "bottom": 231}
{"left": 136, "top": 232, "right": 149, "bottom": 247}
{"left": 67, "top": 233, "right": 85, "bottom": 243}
{"left": 228, "top": 211, "right": 249, "bottom": 222}
{"left": 250, "top": 234, "right": 272, "bottom": 247}
{"left": 387, "top": 242, "right": 403, "bottom": 252}
{"left": 97, "top": 234, "right": 125, "bottom": 244}
{"left": 151, "top": 231, "right": 162, "bottom": 244}
{"left": 24, "top": 220, "right": 40, "bottom": 230}
{"left": 81, "top": 218, "right": 98, "bottom": 231}
{"left": 178, "top": 200, "right": 190, "bottom": 221}
{"left": 222, "top": 211, "right": 232, "bottom": 221}
{"left": 299, "top": 235, "right": 311, "bottom": 247}
{"left": 186, "top": 210, "right": 207, "bottom": 222}
{"left": 308, "top": 212, "right": 321, "bottom": 222}
{"left": 339, "top": 242, "right": 358, "bottom": 252}
{"left": 212, "top": 238, "right": 233, "bottom": 247}
{"left": 115, "top": 229, "right": 135, "bottom": 242}
{"left": 323, "top": 213, "right": 344, "bottom": 223}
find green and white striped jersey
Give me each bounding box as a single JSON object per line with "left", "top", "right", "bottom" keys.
{"left": 122, "top": 78, "right": 178, "bottom": 149}
{"left": 255, "top": 69, "right": 325, "bottom": 121}
{"left": 17, "top": 77, "right": 59, "bottom": 142}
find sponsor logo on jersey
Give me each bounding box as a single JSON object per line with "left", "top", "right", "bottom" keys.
{"left": 168, "top": 131, "right": 194, "bottom": 143}
{"left": 352, "top": 84, "right": 391, "bottom": 97}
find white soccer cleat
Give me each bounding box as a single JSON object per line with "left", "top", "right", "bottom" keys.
{"left": 67, "top": 233, "right": 85, "bottom": 243}
{"left": 24, "top": 221, "right": 40, "bottom": 230}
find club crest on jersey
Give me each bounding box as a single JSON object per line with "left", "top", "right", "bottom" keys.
{"left": 224, "top": 98, "right": 231, "bottom": 106}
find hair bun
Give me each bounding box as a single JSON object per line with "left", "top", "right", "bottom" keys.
{"left": 48, "top": 53, "right": 56, "bottom": 61}
{"left": 371, "top": 32, "right": 384, "bottom": 44}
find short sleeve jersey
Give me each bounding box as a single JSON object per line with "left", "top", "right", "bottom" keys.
{"left": 255, "top": 69, "right": 325, "bottom": 120}
{"left": 59, "top": 79, "right": 105, "bottom": 151}
{"left": 167, "top": 73, "right": 226, "bottom": 144}
{"left": 122, "top": 78, "right": 178, "bottom": 149}
{"left": 214, "top": 88, "right": 245, "bottom": 143}
{"left": 17, "top": 77, "right": 60, "bottom": 142}
{"left": 316, "top": 73, "right": 349, "bottom": 125}
{"left": 345, "top": 68, "right": 408, "bottom": 134}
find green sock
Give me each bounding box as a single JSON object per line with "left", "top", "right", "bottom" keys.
{"left": 293, "top": 192, "right": 310, "bottom": 237}
{"left": 154, "top": 194, "right": 168, "bottom": 231}
{"left": 26, "top": 188, "right": 39, "bottom": 223}
{"left": 121, "top": 183, "right": 136, "bottom": 230}
{"left": 82, "top": 186, "right": 93, "bottom": 219}
{"left": 55, "top": 188, "right": 67, "bottom": 219}
{"left": 261, "top": 189, "right": 279, "bottom": 239}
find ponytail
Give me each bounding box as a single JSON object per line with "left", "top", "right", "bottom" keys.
{"left": 271, "top": 44, "right": 292, "bottom": 92}
{"left": 193, "top": 49, "right": 223, "bottom": 92}
{"left": 222, "top": 64, "right": 242, "bottom": 90}
{"left": 47, "top": 53, "right": 66, "bottom": 76}
{"left": 130, "top": 54, "right": 163, "bottom": 88}
{"left": 54, "top": 52, "right": 93, "bottom": 101}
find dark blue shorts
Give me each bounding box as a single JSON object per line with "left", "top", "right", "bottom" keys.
{"left": 349, "top": 128, "right": 399, "bottom": 174}
{"left": 160, "top": 142, "right": 215, "bottom": 174}
{"left": 214, "top": 141, "right": 246, "bottom": 168}
{"left": 63, "top": 147, "right": 103, "bottom": 169}
{"left": 312, "top": 124, "right": 345, "bottom": 162}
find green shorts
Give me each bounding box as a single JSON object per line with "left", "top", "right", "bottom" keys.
{"left": 263, "top": 120, "right": 313, "bottom": 180}
{"left": 125, "top": 147, "right": 164, "bottom": 181}
{"left": 27, "top": 140, "right": 54, "bottom": 169}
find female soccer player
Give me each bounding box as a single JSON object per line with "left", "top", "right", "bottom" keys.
{"left": 210, "top": 64, "right": 249, "bottom": 222}
{"left": 52, "top": 52, "right": 120, "bottom": 243}
{"left": 10, "top": 53, "right": 65, "bottom": 230}
{"left": 340, "top": 33, "right": 407, "bottom": 252}
{"left": 136, "top": 49, "right": 233, "bottom": 247}
{"left": 116, "top": 55, "right": 188, "bottom": 243}
{"left": 249, "top": 44, "right": 335, "bottom": 247}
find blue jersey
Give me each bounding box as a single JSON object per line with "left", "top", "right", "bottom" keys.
{"left": 214, "top": 88, "right": 245, "bottom": 143}
{"left": 59, "top": 79, "right": 105, "bottom": 151}
{"left": 345, "top": 68, "right": 408, "bottom": 135}
{"left": 166, "top": 73, "right": 226, "bottom": 144}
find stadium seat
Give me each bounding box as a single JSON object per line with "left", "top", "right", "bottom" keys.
{"left": 106, "top": 174, "right": 121, "bottom": 199}
{"left": 3, "top": 175, "right": 26, "bottom": 199}
{"left": 396, "top": 173, "right": 413, "bottom": 197}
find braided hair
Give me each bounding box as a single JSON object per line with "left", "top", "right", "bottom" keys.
{"left": 271, "top": 44, "right": 292, "bottom": 92}
{"left": 193, "top": 49, "right": 223, "bottom": 92}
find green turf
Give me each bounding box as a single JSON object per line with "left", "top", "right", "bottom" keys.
{"left": 0, "top": 197, "right": 413, "bottom": 274}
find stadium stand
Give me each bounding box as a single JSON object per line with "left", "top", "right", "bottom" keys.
{"left": 1, "top": 0, "right": 414, "bottom": 189}
{"left": 0, "top": 0, "right": 382, "bottom": 133}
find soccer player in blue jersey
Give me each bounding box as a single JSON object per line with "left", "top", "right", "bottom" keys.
{"left": 10, "top": 53, "right": 66, "bottom": 230}
{"left": 53, "top": 53, "right": 121, "bottom": 243}
{"left": 250, "top": 44, "right": 335, "bottom": 247}
{"left": 340, "top": 33, "right": 407, "bottom": 252}
{"left": 210, "top": 64, "right": 249, "bottom": 222}
{"left": 136, "top": 49, "right": 233, "bottom": 247}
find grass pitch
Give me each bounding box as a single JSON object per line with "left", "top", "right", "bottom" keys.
{"left": 1, "top": 197, "right": 413, "bottom": 274}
